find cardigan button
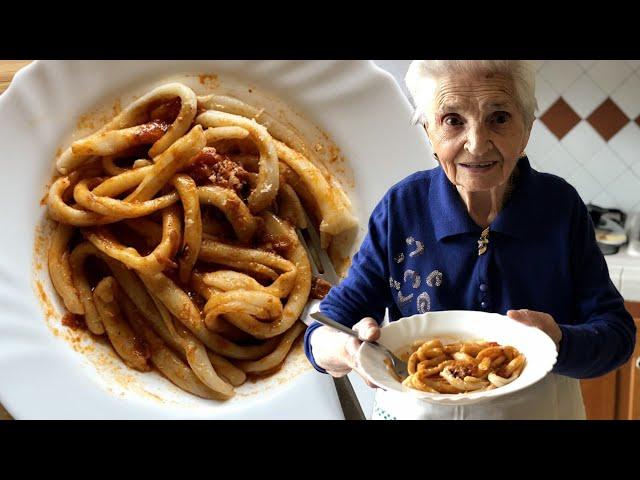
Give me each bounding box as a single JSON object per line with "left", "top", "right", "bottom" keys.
{"left": 479, "top": 283, "right": 488, "bottom": 292}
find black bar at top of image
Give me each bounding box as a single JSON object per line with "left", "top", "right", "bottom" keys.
{"left": 0, "top": 12, "right": 638, "bottom": 60}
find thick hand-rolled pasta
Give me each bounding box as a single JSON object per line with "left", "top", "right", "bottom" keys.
{"left": 57, "top": 82, "right": 197, "bottom": 174}
{"left": 196, "top": 110, "right": 279, "bottom": 214}
{"left": 48, "top": 224, "right": 84, "bottom": 315}
{"left": 93, "top": 276, "right": 151, "bottom": 372}
{"left": 45, "top": 81, "right": 356, "bottom": 401}
{"left": 171, "top": 174, "right": 202, "bottom": 283}
{"left": 401, "top": 338, "right": 526, "bottom": 394}
{"left": 274, "top": 140, "right": 357, "bottom": 240}
{"left": 196, "top": 185, "right": 258, "bottom": 243}
{"left": 83, "top": 205, "right": 182, "bottom": 274}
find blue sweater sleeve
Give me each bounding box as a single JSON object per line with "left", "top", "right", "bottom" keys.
{"left": 554, "top": 197, "right": 636, "bottom": 379}
{"left": 304, "top": 194, "right": 393, "bottom": 373}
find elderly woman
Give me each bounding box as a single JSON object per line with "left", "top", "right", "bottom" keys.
{"left": 303, "top": 60, "right": 637, "bottom": 420}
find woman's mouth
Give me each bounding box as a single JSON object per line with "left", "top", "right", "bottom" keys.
{"left": 458, "top": 161, "right": 498, "bottom": 171}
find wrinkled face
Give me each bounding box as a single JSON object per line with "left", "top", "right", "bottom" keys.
{"left": 424, "top": 72, "right": 531, "bottom": 192}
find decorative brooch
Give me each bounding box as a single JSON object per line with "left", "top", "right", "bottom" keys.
{"left": 478, "top": 227, "right": 490, "bottom": 256}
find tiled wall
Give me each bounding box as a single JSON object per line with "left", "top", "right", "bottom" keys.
{"left": 527, "top": 60, "right": 640, "bottom": 213}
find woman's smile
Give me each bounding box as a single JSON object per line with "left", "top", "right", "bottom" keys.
{"left": 457, "top": 160, "right": 499, "bottom": 172}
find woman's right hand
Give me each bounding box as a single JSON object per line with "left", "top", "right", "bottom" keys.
{"left": 309, "top": 317, "right": 381, "bottom": 388}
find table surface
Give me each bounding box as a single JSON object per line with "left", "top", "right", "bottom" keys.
{"left": 0, "top": 60, "right": 31, "bottom": 94}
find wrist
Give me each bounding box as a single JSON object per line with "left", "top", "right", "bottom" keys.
{"left": 304, "top": 322, "right": 328, "bottom": 374}
{"left": 553, "top": 325, "right": 563, "bottom": 351}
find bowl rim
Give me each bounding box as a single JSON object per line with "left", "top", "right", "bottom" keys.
{"left": 357, "top": 310, "right": 559, "bottom": 404}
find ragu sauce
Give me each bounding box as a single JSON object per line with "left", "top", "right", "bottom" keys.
{"left": 61, "top": 312, "right": 86, "bottom": 330}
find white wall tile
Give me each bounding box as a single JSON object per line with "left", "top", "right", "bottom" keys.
{"left": 608, "top": 171, "right": 640, "bottom": 212}
{"left": 567, "top": 168, "right": 603, "bottom": 203}
{"left": 609, "top": 122, "right": 640, "bottom": 166}
{"left": 626, "top": 60, "right": 640, "bottom": 71}
{"left": 587, "top": 60, "right": 633, "bottom": 94}
{"left": 591, "top": 190, "right": 619, "bottom": 208}
{"left": 578, "top": 60, "right": 597, "bottom": 70}
{"left": 611, "top": 73, "right": 640, "bottom": 120}
{"left": 562, "top": 74, "right": 607, "bottom": 118}
{"left": 583, "top": 146, "right": 629, "bottom": 188}
{"left": 539, "top": 61, "right": 584, "bottom": 94}
{"left": 529, "top": 158, "right": 542, "bottom": 171}
{"left": 526, "top": 120, "right": 559, "bottom": 162}
{"left": 539, "top": 143, "right": 580, "bottom": 179}
{"left": 534, "top": 74, "right": 561, "bottom": 114}
{"left": 561, "top": 121, "right": 606, "bottom": 164}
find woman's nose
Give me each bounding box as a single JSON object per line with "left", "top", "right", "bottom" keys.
{"left": 464, "top": 125, "right": 492, "bottom": 156}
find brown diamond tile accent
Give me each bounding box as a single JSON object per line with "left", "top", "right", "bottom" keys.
{"left": 587, "top": 98, "right": 630, "bottom": 141}
{"left": 636, "top": 114, "right": 640, "bottom": 128}
{"left": 540, "top": 98, "right": 581, "bottom": 140}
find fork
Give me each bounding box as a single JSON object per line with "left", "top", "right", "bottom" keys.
{"left": 293, "top": 210, "right": 408, "bottom": 381}
{"left": 294, "top": 216, "right": 366, "bottom": 420}
{"left": 309, "top": 311, "right": 408, "bottom": 380}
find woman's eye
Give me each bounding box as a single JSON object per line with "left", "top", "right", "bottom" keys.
{"left": 492, "top": 111, "right": 511, "bottom": 124}
{"left": 444, "top": 115, "right": 462, "bottom": 126}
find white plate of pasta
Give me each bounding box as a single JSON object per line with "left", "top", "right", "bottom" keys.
{"left": 357, "top": 310, "right": 558, "bottom": 406}
{"left": 0, "top": 60, "right": 432, "bottom": 419}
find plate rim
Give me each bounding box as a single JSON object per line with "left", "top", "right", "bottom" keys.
{"left": 357, "top": 310, "right": 559, "bottom": 405}
{"left": 0, "top": 59, "right": 432, "bottom": 419}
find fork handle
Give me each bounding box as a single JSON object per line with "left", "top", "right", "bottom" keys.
{"left": 310, "top": 311, "right": 384, "bottom": 349}
{"left": 332, "top": 376, "right": 366, "bottom": 420}
{"left": 310, "top": 311, "right": 365, "bottom": 340}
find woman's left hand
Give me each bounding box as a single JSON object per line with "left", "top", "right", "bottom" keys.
{"left": 507, "top": 309, "right": 563, "bottom": 350}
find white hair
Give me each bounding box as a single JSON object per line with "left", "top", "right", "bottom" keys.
{"left": 405, "top": 60, "right": 538, "bottom": 128}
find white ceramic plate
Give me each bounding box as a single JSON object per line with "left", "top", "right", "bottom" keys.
{"left": 357, "top": 310, "right": 558, "bottom": 406}
{"left": 0, "top": 60, "right": 434, "bottom": 419}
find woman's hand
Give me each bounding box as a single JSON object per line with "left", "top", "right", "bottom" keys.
{"left": 309, "top": 317, "right": 381, "bottom": 388}
{"left": 507, "top": 309, "right": 563, "bottom": 350}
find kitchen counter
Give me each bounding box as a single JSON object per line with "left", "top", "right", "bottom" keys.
{"left": 605, "top": 245, "right": 640, "bottom": 301}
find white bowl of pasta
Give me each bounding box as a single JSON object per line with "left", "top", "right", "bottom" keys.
{"left": 357, "top": 310, "right": 558, "bottom": 406}
{"left": 0, "top": 60, "right": 433, "bottom": 419}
